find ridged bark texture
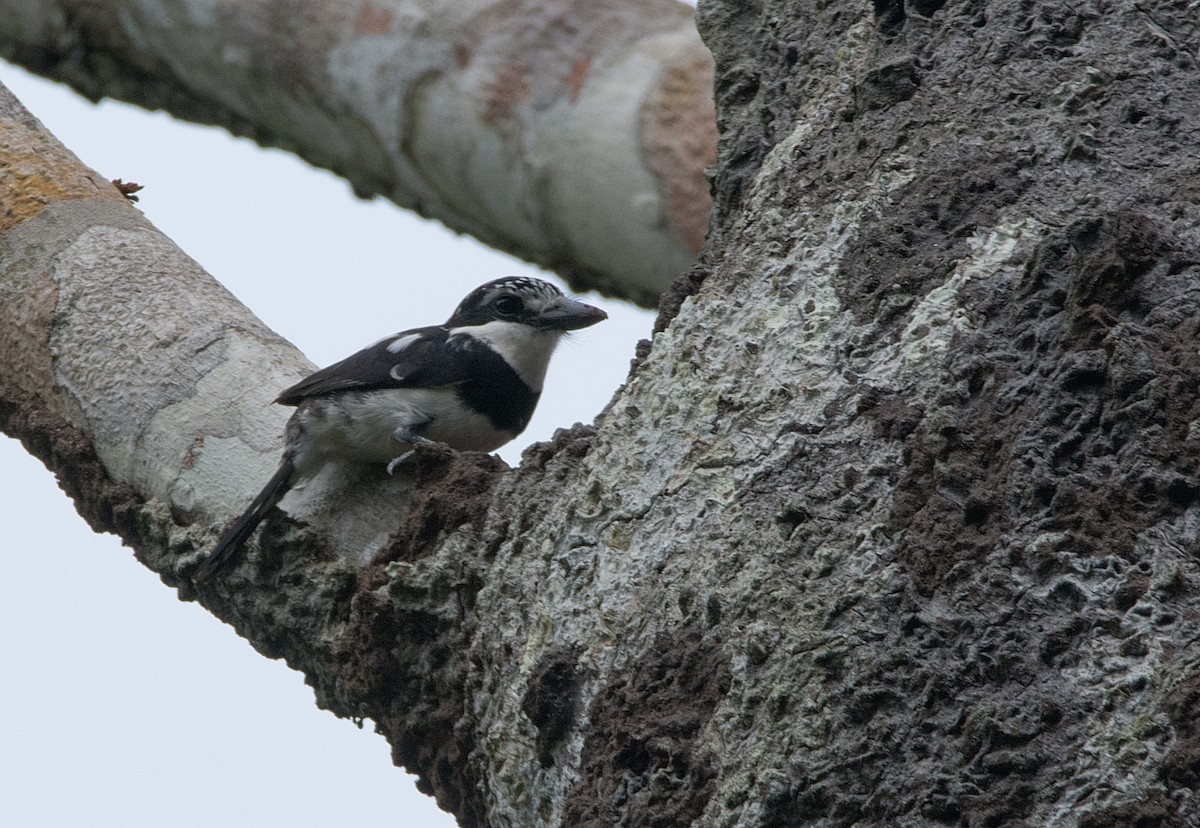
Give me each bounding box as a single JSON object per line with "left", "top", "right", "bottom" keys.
{"left": 401, "top": 0, "right": 1200, "bottom": 824}
{"left": 327, "top": 2, "right": 1200, "bottom": 825}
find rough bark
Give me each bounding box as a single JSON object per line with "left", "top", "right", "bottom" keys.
{"left": 672, "top": 1, "right": 1200, "bottom": 825}
{"left": 5, "top": 1, "right": 1200, "bottom": 827}
{"left": 0, "top": 0, "right": 714, "bottom": 305}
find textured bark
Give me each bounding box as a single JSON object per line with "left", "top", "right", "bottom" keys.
{"left": 0, "top": 0, "right": 714, "bottom": 305}
{"left": 5, "top": 1, "right": 1200, "bottom": 827}
{"left": 0, "top": 84, "right": 298, "bottom": 535}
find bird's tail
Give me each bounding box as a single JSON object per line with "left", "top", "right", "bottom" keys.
{"left": 193, "top": 456, "right": 296, "bottom": 582}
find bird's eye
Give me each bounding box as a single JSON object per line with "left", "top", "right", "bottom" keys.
{"left": 494, "top": 295, "right": 524, "bottom": 317}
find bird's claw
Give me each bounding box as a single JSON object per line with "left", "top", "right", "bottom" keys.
{"left": 386, "top": 451, "right": 415, "bottom": 475}
{"left": 388, "top": 427, "right": 440, "bottom": 474}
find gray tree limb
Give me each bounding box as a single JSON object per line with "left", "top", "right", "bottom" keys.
{"left": 0, "top": 0, "right": 715, "bottom": 305}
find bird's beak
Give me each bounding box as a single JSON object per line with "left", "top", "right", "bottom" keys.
{"left": 537, "top": 296, "right": 608, "bottom": 331}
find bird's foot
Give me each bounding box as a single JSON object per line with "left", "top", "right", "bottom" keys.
{"left": 387, "top": 428, "right": 447, "bottom": 474}
{"left": 386, "top": 451, "right": 414, "bottom": 475}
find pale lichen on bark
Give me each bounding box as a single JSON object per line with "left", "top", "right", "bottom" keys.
{"left": 0, "top": 81, "right": 314, "bottom": 556}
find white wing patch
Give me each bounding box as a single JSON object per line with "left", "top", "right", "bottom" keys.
{"left": 386, "top": 333, "right": 423, "bottom": 354}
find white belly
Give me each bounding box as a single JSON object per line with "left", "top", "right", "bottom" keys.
{"left": 293, "top": 388, "right": 515, "bottom": 473}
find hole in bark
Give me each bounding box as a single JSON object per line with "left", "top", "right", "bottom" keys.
{"left": 873, "top": 0, "right": 906, "bottom": 34}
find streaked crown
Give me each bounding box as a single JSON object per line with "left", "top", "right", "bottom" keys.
{"left": 447, "top": 277, "right": 572, "bottom": 327}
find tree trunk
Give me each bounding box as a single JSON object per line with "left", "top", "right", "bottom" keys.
{"left": 0, "top": 0, "right": 714, "bottom": 304}
{"left": 4, "top": 1, "right": 1200, "bottom": 827}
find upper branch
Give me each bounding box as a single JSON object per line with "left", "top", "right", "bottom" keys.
{"left": 0, "top": 0, "right": 716, "bottom": 305}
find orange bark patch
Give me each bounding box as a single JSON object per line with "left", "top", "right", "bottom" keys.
{"left": 354, "top": 1, "right": 394, "bottom": 35}
{"left": 564, "top": 55, "right": 592, "bottom": 102}
{"left": 0, "top": 172, "right": 74, "bottom": 232}
{"left": 639, "top": 55, "right": 717, "bottom": 255}
{"left": 480, "top": 60, "right": 532, "bottom": 123}
{"left": 0, "top": 138, "right": 117, "bottom": 232}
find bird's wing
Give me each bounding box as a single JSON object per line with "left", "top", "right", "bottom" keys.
{"left": 275, "top": 326, "right": 469, "bottom": 405}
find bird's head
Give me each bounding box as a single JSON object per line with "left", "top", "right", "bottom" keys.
{"left": 446, "top": 277, "right": 607, "bottom": 331}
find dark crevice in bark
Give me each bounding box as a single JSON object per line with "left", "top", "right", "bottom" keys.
{"left": 652, "top": 260, "right": 712, "bottom": 336}
{"left": 380, "top": 449, "right": 509, "bottom": 565}
{"left": 523, "top": 646, "right": 584, "bottom": 768}
{"left": 892, "top": 211, "right": 1200, "bottom": 595}
{"left": 835, "top": 153, "right": 1029, "bottom": 326}
{"left": 562, "top": 626, "right": 731, "bottom": 827}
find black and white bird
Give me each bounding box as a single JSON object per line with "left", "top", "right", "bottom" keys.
{"left": 194, "top": 276, "right": 606, "bottom": 581}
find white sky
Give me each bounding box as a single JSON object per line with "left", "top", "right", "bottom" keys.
{"left": 0, "top": 65, "right": 655, "bottom": 828}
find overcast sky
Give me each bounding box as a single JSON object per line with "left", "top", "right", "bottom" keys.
{"left": 0, "top": 64, "right": 654, "bottom": 828}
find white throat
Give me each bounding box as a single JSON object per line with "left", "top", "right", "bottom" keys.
{"left": 450, "top": 320, "right": 562, "bottom": 391}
